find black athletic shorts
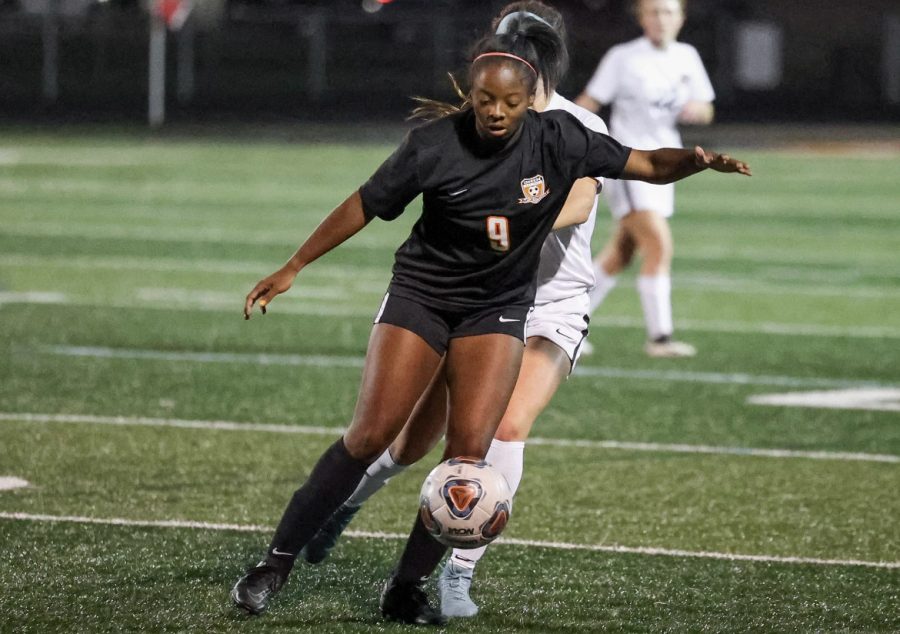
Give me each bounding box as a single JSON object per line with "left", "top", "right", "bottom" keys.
{"left": 373, "top": 292, "right": 530, "bottom": 355}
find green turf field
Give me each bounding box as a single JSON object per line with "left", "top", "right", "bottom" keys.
{"left": 1, "top": 132, "right": 898, "bottom": 632}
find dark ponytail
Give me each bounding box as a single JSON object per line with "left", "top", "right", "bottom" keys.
{"left": 490, "top": 1, "right": 569, "bottom": 95}
{"left": 410, "top": 2, "right": 567, "bottom": 121}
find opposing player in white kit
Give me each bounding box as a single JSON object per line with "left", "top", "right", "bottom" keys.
{"left": 299, "top": 2, "right": 607, "bottom": 618}
{"left": 576, "top": 0, "right": 715, "bottom": 357}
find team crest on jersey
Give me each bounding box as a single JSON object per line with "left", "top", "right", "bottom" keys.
{"left": 518, "top": 175, "right": 550, "bottom": 204}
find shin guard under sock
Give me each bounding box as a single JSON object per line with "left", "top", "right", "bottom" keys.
{"left": 267, "top": 438, "right": 370, "bottom": 565}
{"left": 394, "top": 514, "right": 448, "bottom": 583}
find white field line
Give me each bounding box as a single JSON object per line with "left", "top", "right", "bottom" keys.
{"left": 0, "top": 477, "right": 30, "bottom": 491}
{"left": 0, "top": 295, "right": 374, "bottom": 318}
{"left": 135, "top": 287, "right": 350, "bottom": 303}
{"left": 0, "top": 511, "right": 897, "bottom": 570}
{"left": 2, "top": 225, "right": 899, "bottom": 269}
{"left": 44, "top": 346, "right": 897, "bottom": 390}
{"left": 120, "top": 280, "right": 900, "bottom": 303}
{"left": 524, "top": 437, "right": 900, "bottom": 463}
{"left": 0, "top": 147, "right": 157, "bottom": 167}
{"left": 3, "top": 254, "right": 898, "bottom": 301}
{"left": 2, "top": 412, "right": 897, "bottom": 464}
{"left": 748, "top": 389, "right": 900, "bottom": 413}
{"left": 591, "top": 315, "right": 900, "bottom": 339}
{"left": 673, "top": 273, "right": 900, "bottom": 300}
{"left": 572, "top": 364, "right": 891, "bottom": 389}
{"left": 681, "top": 192, "right": 900, "bottom": 219}
{"left": 0, "top": 291, "right": 67, "bottom": 305}
{"left": 46, "top": 346, "right": 365, "bottom": 369}
{"left": 0, "top": 149, "right": 21, "bottom": 165}
{"left": 0, "top": 412, "right": 343, "bottom": 435}
{"left": 2, "top": 287, "right": 898, "bottom": 338}
{"left": 0, "top": 222, "right": 393, "bottom": 249}
{"left": 0, "top": 254, "right": 389, "bottom": 280}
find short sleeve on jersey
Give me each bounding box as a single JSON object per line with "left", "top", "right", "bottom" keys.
{"left": 548, "top": 111, "right": 631, "bottom": 181}
{"left": 359, "top": 132, "right": 422, "bottom": 221}
{"left": 583, "top": 46, "right": 621, "bottom": 105}
{"left": 685, "top": 46, "right": 716, "bottom": 102}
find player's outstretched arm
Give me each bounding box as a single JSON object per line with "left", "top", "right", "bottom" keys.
{"left": 243, "top": 190, "right": 370, "bottom": 319}
{"left": 621, "top": 145, "right": 751, "bottom": 185}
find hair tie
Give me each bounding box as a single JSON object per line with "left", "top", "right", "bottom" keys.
{"left": 495, "top": 10, "right": 554, "bottom": 35}
{"left": 473, "top": 52, "right": 538, "bottom": 77}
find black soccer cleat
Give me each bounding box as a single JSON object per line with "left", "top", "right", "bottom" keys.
{"left": 230, "top": 559, "right": 289, "bottom": 616}
{"left": 301, "top": 503, "right": 362, "bottom": 564}
{"left": 380, "top": 575, "right": 448, "bottom": 626}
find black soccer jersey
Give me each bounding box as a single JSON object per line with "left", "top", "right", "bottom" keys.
{"left": 359, "top": 108, "right": 631, "bottom": 311}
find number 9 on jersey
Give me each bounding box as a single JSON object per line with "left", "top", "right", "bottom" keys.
{"left": 486, "top": 216, "right": 510, "bottom": 252}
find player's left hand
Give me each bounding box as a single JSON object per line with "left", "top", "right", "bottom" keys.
{"left": 243, "top": 266, "right": 297, "bottom": 320}
{"left": 694, "top": 146, "right": 752, "bottom": 176}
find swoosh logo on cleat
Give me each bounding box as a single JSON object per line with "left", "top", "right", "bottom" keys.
{"left": 246, "top": 589, "right": 268, "bottom": 604}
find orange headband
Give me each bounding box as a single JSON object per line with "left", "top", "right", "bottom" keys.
{"left": 473, "top": 52, "right": 537, "bottom": 77}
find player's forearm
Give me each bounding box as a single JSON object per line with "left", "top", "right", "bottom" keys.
{"left": 553, "top": 178, "right": 598, "bottom": 230}
{"left": 623, "top": 146, "right": 751, "bottom": 183}
{"left": 623, "top": 148, "right": 704, "bottom": 184}
{"left": 284, "top": 190, "right": 369, "bottom": 273}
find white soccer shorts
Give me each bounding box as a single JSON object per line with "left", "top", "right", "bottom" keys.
{"left": 526, "top": 293, "right": 591, "bottom": 373}
{"left": 604, "top": 179, "right": 674, "bottom": 220}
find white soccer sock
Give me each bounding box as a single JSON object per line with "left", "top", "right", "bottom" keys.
{"left": 637, "top": 274, "right": 673, "bottom": 340}
{"left": 344, "top": 448, "right": 407, "bottom": 507}
{"left": 588, "top": 263, "right": 618, "bottom": 314}
{"left": 449, "top": 438, "right": 525, "bottom": 570}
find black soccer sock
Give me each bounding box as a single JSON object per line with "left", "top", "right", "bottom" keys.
{"left": 267, "top": 437, "right": 370, "bottom": 565}
{"left": 394, "top": 513, "right": 448, "bottom": 583}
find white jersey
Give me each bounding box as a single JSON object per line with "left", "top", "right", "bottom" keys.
{"left": 533, "top": 92, "right": 608, "bottom": 306}
{"left": 583, "top": 36, "right": 714, "bottom": 149}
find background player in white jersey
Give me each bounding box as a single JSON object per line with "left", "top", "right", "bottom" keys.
{"left": 576, "top": 0, "right": 715, "bottom": 357}
{"left": 300, "top": 2, "right": 610, "bottom": 618}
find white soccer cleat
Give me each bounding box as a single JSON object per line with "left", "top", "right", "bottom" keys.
{"left": 438, "top": 560, "right": 478, "bottom": 618}
{"left": 644, "top": 337, "right": 697, "bottom": 358}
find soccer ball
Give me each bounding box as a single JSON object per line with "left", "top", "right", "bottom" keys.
{"left": 419, "top": 456, "right": 512, "bottom": 549}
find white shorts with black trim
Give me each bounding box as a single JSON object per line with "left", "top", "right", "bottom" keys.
{"left": 525, "top": 293, "right": 591, "bottom": 373}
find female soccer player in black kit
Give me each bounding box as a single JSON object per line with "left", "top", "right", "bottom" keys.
{"left": 231, "top": 26, "right": 750, "bottom": 626}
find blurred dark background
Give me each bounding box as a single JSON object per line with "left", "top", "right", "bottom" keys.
{"left": 2, "top": 0, "right": 899, "bottom": 125}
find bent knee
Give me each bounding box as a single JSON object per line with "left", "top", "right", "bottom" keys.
{"left": 344, "top": 421, "right": 403, "bottom": 462}
{"left": 492, "top": 412, "right": 534, "bottom": 443}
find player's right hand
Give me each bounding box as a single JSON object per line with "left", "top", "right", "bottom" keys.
{"left": 244, "top": 266, "right": 297, "bottom": 319}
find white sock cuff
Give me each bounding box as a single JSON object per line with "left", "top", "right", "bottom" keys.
{"left": 637, "top": 274, "right": 673, "bottom": 339}
{"left": 346, "top": 448, "right": 407, "bottom": 507}
{"left": 450, "top": 550, "right": 481, "bottom": 570}
{"left": 485, "top": 437, "right": 525, "bottom": 497}
{"left": 488, "top": 438, "right": 525, "bottom": 453}
{"left": 367, "top": 448, "right": 406, "bottom": 477}
{"left": 637, "top": 274, "right": 671, "bottom": 293}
